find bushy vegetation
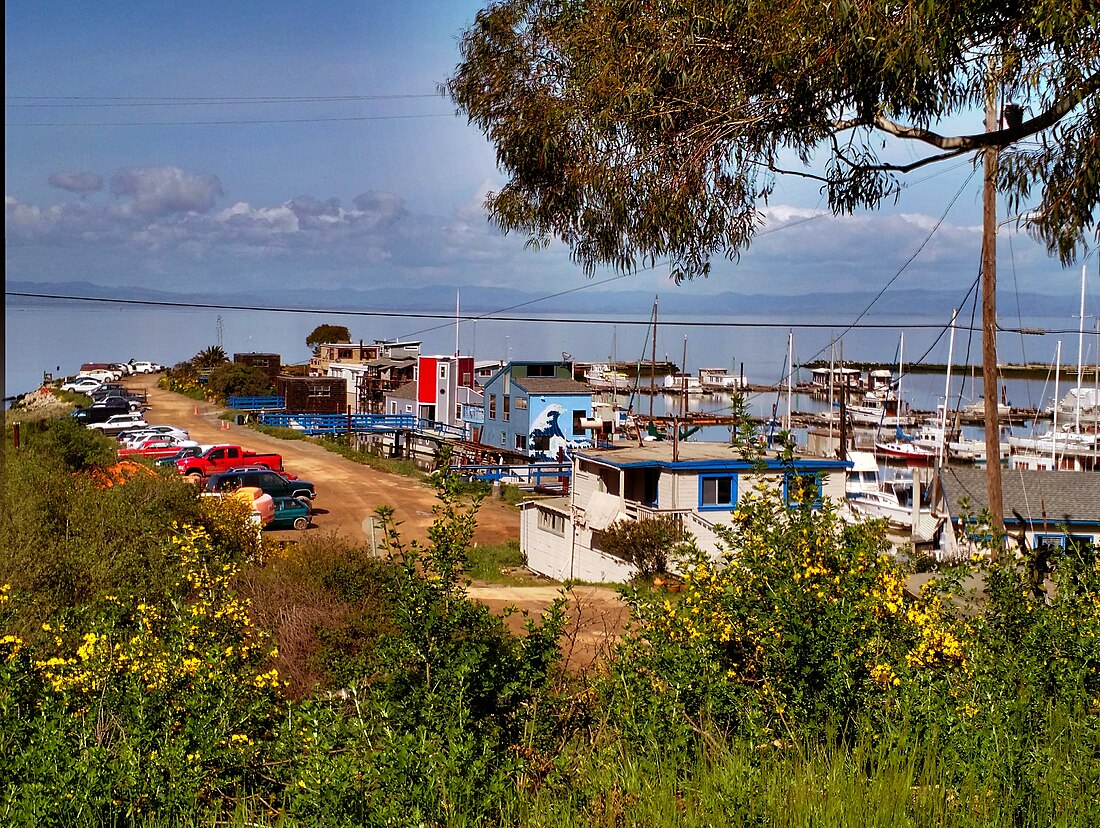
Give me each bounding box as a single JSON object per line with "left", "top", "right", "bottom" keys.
{"left": 2, "top": 419, "right": 1098, "bottom": 826}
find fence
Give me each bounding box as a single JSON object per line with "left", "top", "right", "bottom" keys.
{"left": 450, "top": 462, "right": 571, "bottom": 490}
{"left": 227, "top": 396, "right": 285, "bottom": 410}
{"left": 258, "top": 412, "right": 468, "bottom": 440}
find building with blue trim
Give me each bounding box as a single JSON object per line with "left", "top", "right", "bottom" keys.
{"left": 936, "top": 466, "right": 1100, "bottom": 560}
{"left": 479, "top": 361, "right": 594, "bottom": 460}
{"left": 521, "top": 442, "right": 851, "bottom": 582}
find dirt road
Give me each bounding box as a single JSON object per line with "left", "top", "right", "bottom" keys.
{"left": 132, "top": 374, "right": 628, "bottom": 666}
{"left": 132, "top": 373, "right": 518, "bottom": 547}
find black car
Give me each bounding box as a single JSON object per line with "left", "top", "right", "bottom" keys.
{"left": 71, "top": 398, "right": 131, "bottom": 424}
{"left": 204, "top": 469, "right": 316, "bottom": 501}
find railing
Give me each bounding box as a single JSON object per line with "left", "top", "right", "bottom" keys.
{"left": 228, "top": 396, "right": 285, "bottom": 410}
{"left": 258, "top": 412, "right": 468, "bottom": 440}
{"left": 450, "top": 462, "right": 571, "bottom": 489}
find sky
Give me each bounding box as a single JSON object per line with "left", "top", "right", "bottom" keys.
{"left": 4, "top": 0, "right": 1091, "bottom": 307}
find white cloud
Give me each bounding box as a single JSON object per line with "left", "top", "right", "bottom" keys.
{"left": 110, "top": 166, "right": 224, "bottom": 217}
{"left": 48, "top": 171, "right": 104, "bottom": 193}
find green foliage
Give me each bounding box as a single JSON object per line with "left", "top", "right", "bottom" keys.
{"left": 449, "top": 0, "right": 1098, "bottom": 276}
{"left": 24, "top": 416, "right": 117, "bottom": 471}
{"left": 192, "top": 345, "right": 228, "bottom": 369}
{"left": 4, "top": 425, "right": 1099, "bottom": 826}
{"left": 599, "top": 515, "right": 685, "bottom": 578}
{"left": 465, "top": 539, "right": 541, "bottom": 585}
{"left": 204, "top": 363, "right": 275, "bottom": 398}
{"left": 305, "top": 324, "right": 351, "bottom": 351}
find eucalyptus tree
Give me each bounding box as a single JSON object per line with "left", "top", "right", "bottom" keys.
{"left": 448, "top": 0, "right": 1097, "bottom": 278}
{"left": 449, "top": 0, "right": 1098, "bottom": 537}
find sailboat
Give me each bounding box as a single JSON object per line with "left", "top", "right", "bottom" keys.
{"left": 1008, "top": 265, "right": 1100, "bottom": 471}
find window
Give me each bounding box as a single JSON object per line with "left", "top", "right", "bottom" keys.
{"left": 500, "top": 432, "right": 506, "bottom": 446}
{"left": 515, "top": 434, "right": 526, "bottom": 451}
{"left": 503, "top": 395, "right": 510, "bottom": 422}
{"left": 527, "top": 364, "right": 554, "bottom": 377}
{"left": 537, "top": 508, "right": 566, "bottom": 536}
{"left": 308, "top": 384, "right": 331, "bottom": 398}
{"left": 439, "top": 364, "right": 447, "bottom": 378}
{"left": 531, "top": 434, "right": 550, "bottom": 452}
{"left": 783, "top": 472, "right": 824, "bottom": 508}
{"left": 455, "top": 404, "right": 462, "bottom": 421}
{"left": 699, "top": 475, "right": 736, "bottom": 510}
{"left": 515, "top": 397, "right": 528, "bottom": 410}
{"left": 573, "top": 410, "right": 586, "bottom": 431}
{"left": 489, "top": 394, "right": 497, "bottom": 419}
{"left": 338, "top": 349, "right": 352, "bottom": 359}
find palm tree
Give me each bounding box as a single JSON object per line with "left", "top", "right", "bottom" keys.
{"left": 193, "top": 345, "right": 228, "bottom": 369}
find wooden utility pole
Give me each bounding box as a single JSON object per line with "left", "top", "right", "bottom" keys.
{"left": 982, "top": 63, "right": 1005, "bottom": 543}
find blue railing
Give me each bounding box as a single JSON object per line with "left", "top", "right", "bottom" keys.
{"left": 228, "top": 396, "right": 285, "bottom": 410}
{"left": 450, "top": 462, "right": 571, "bottom": 489}
{"left": 258, "top": 412, "right": 468, "bottom": 440}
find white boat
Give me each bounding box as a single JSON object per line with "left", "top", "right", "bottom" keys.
{"left": 698, "top": 367, "right": 746, "bottom": 392}
{"left": 843, "top": 390, "right": 915, "bottom": 427}
{"left": 583, "top": 364, "right": 631, "bottom": 391}
{"left": 846, "top": 452, "right": 936, "bottom": 530}
{"left": 663, "top": 373, "right": 705, "bottom": 395}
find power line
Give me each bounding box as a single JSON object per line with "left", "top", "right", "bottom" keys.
{"left": 6, "top": 93, "right": 440, "bottom": 105}
{"left": 4, "top": 290, "right": 1071, "bottom": 335}
{"left": 6, "top": 113, "right": 455, "bottom": 127}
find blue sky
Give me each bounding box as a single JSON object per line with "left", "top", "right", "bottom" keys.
{"left": 4, "top": 0, "right": 1087, "bottom": 303}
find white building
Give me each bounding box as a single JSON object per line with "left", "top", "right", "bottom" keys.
{"left": 521, "top": 442, "right": 850, "bottom": 583}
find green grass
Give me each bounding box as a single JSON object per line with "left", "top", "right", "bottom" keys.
{"left": 466, "top": 539, "right": 549, "bottom": 585}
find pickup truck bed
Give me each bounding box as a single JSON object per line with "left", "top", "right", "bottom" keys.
{"left": 175, "top": 444, "right": 283, "bottom": 477}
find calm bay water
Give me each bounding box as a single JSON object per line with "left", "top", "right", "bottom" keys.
{"left": 4, "top": 296, "right": 1086, "bottom": 424}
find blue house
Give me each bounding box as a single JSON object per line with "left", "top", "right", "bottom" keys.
{"left": 479, "top": 361, "right": 593, "bottom": 461}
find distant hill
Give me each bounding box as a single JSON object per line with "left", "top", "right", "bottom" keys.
{"left": 7, "top": 280, "right": 1081, "bottom": 319}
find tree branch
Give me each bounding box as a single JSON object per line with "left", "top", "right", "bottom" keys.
{"left": 868, "top": 69, "right": 1100, "bottom": 151}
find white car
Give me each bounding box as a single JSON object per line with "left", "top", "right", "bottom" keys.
{"left": 118, "top": 426, "right": 190, "bottom": 446}
{"left": 131, "top": 361, "right": 160, "bottom": 374}
{"left": 86, "top": 413, "right": 148, "bottom": 433}
{"left": 79, "top": 369, "right": 120, "bottom": 383}
{"left": 61, "top": 376, "right": 103, "bottom": 393}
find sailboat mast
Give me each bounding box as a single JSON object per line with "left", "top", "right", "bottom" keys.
{"left": 785, "top": 331, "right": 793, "bottom": 432}
{"left": 939, "top": 310, "right": 957, "bottom": 468}
{"left": 898, "top": 332, "right": 904, "bottom": 421}
{"left": 680, "top": 336, "right": 688, "bottom": 420}
{"left": 1053, "top": 340, "right": 1062, "bottom": 467}
{"left": 649, "top": 297, "right": 658, "bottom": 419}
{"left": 455, "top": 291, "right": 460, "bottom": 357}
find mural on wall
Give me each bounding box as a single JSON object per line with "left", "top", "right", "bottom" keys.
{"left": 528, "top": 404, "right": 570, "bottom": 461}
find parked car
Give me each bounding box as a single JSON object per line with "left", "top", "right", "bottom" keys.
{"left": 78, "top": 369, "right": 121, "bottom": 383}
{"left": 61, "top": 376, "right": 103, "bottom": 393}
{"left": 203, "top": 469, "right": 315, "bottom": 501}
{"left": 70, "top": 398, "right": 131, "bottom": 424}
{"left": 223, "top": 464, "right": 299, "bottom": 480}
{"left": 86, "top": 413, "right": 149, "bottom": 435}
{"left": 131, "top": 360, "right": 161, "bottom": 374}
{"left": 175, "top": 445, "right": 284, "bottom": 478}
{"left": 91, "top": 391, "right": 144, "bottom": 412}
{"left": 117, "top": 425, "right": 190, "bottom": 445}
{"left": 156, "top": 444, "right": 212, "bottom": 467}
{"left": 266, "top": 497, "right": 313, "bottom": 530}
{"left": 110, "top": 363, "right": 135, "bottom": 376}
{"left": 118, "top": 438, "right": 200, "bottom": 459}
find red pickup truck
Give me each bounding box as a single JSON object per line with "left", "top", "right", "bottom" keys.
{"left": 175, "top": 444, "right": 284, "bottom": 478}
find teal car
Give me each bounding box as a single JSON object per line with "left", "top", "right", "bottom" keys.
{"left": 267, "top": 496, "right": 312, "bottom": 530}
